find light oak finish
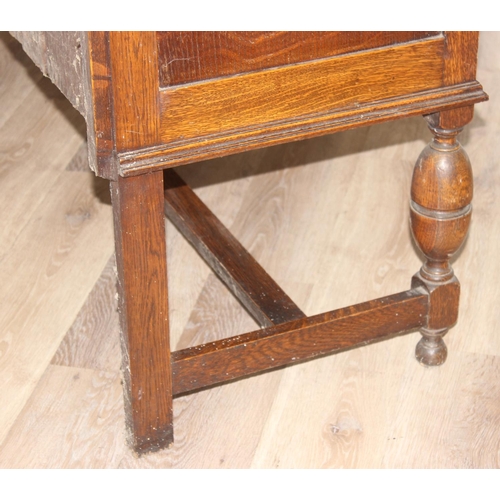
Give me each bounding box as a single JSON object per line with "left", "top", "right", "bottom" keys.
{"left": 157, "top": 32, "right": 439, "bottom": 87}
{"left": 0, "top": 32, "right": 498, "bottom": 467}
{"left": 158, "top": 38, "right": 445, "bottom": 142}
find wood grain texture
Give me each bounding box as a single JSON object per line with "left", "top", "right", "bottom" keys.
{"left": 65, "top": 141, "right": 91, "bottom": 171}
{"left": 157, "top": 31, "right": 440, "bottom": 87}
{"left": 0, "top": 36, "right": 113, "bottom": 447}
{"left": 411, "top": 133, "right": 473, "bottom": 211}
{"left": 432, "top": 32, "right": 481, "bottom": 130}
{"left": 108, "top": 32, "right": 159, "bottom": 152}
{"left": 120, "top": 81, "right": 487, "bottom": 175}
{"left": 118, "top": 149, "right": 317, "bottom": 467}
{"left": 0, "top": 76, "right": 86, "bottom": 260}
{"left": 163, "top": 169, "right": 305, "bottom": 327}
{"left": 165, "top": 152, "right": 272, "bottom": 349}
{"left": 85, "top": 31, "right": 116, "bottom": 178}
{"left": 426, "top": 106, "right": 476, "bottom": 133}
{"left": 0, "top": 32, "right": 45, "bottom": 129}
{"left": 1, "top": 32, "right": 497, "bottom": 469}
{"left": 8, "top": 32, "right": 116, "bottom": 179}
{"left": 0, "top": 167, "right": 114, "bottom": 447}
{"left": 52, "top": 255, "right": 121, "bottom": 372}
{"left": 159, "top": 38, "right": 446, "bottom": 144}
{"left": 251, "top": 346, "right": 500, "bottom": 468}
{"left": 10, "top": 31, "right": 486, "bottom": 182}
{"left": 111, "top": 171, "right": 172, "bottom": 453}
{"left": 443, "top": 32, "right": 479, "bottom": 86}
{"left": 0, "top": 365, "right": 126, "bottom": 468}
{"left": 118, "top": 158, "right": 308, "bottom": 466}
{"left": 119, "top": 273, "right": 281, "bottom": 468}
{"left": 119, "top": 160, "right": 317, "bottom": 466}
{"left": 410, "top": 123, "right": 474, "bottom": 365}
{"left": 9, "top": 31, "right": 87, "bottom": 116}
{"left": 378, "top": 352, "right": 500, "bottom": 468}
{"left": 172, "top": 289, "right": 428, "bottom": 395}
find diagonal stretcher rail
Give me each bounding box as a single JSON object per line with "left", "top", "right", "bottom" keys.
{"left": 163, "top": 169, "right": 305, "bottom": 327}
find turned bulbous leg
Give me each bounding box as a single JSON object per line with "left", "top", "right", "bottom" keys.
{"left": 410, "top": 115, "right": 473, "bottom": 366}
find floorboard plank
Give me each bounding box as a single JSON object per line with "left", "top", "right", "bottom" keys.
{"left": 0, "top": 365, "right": 126, "bottom": 468}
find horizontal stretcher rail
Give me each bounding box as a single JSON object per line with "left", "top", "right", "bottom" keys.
{"left": 171, "top": 287, "right": 428, "bottom": 395}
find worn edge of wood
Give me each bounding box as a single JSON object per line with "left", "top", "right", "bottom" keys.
{"left": 163, "top": 169, "right": 305, "bottom": 327}
{"left": 84, "top": 31, "right": 118, "bottom": 180}
{"left": 171, "top": 288, "right": 429, "bottom": 395}
{"left": 9, "top": 31, "right": 87, "bottom": 117}
{"left": 117, "top": 82, "right": 488, "bottom": 176}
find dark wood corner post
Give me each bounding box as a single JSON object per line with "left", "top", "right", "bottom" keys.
{"left": 110, "top": 170, "right": 173, "bottom": 453}
{"left": 410, "top": 108, "right": 474, "bottom": 366}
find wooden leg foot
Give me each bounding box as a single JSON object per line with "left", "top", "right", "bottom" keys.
{"left": 415, "top": 328, "right": 448, "bottom": 366}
